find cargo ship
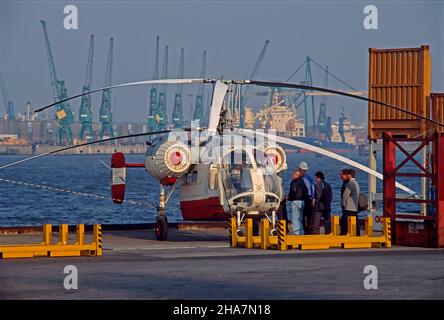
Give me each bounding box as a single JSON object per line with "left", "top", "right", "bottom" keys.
{"left": 292, "top": 136, "right": 356, "bottom": 154}
{"left": 247, "top": 96, "right": 364, "bottom": 154}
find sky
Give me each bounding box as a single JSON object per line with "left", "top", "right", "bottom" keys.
{"left": 0, "top": 0, "right": 443, "bottom": 124}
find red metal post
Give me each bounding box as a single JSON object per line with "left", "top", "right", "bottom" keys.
{"left": 436, "top": 133, "right": 444, "bottom": 247}
{"left": 383, "top": 132, "right": 397, "bottom": 222}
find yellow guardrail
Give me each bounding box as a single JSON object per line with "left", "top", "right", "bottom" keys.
{"left": 229, "top": 216, "right": 391, "bottom": 251}
{"left": 0, "top": 224, "right": 103, "bottom": 259}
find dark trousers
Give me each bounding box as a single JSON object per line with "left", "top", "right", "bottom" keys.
{"left": 308, "top": 211, "right": 321, "bottom": 234}
{"left": 277, "top": 199, "right": 291, "bottom": 232}
{"left": 277, "top": 199, "right": 288, "bottom": 221}
{"left": 303, "top": 200, "right": 314, "bottom": 234}
{"left": 321, "top": 210, "right": 331, "bottom": 234}
{"left": 308, "top": 210, "right": 331, "bottom": 235}
{"left": 340, "top": 210, "right": 360, "bottom": 236}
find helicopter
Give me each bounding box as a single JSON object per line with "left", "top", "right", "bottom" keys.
{"left": 2, "top": 78, "right": 440, "bottom": 241}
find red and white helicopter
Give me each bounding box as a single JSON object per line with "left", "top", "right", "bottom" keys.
{"left": 3, "top": 78, "right": 431, "bottom": 240}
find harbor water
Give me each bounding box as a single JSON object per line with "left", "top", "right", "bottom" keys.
{"left": 0, "top": 152, "right": 422, "bottom": 226}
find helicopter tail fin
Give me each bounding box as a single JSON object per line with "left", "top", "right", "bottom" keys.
{"left": 111, "top": 152, "right": 126, "bottom": 204}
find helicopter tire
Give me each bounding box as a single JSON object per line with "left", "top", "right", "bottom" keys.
{"left": 155, "top": 215, "right": 168, "bottom": 241}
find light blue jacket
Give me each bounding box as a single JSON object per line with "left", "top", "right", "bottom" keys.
{"left": 302, "top": 175, "right": 315, "bottom": 200}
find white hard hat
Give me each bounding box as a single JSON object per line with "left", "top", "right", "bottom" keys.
{"left": 298, "top": 161, "right": 308, "bottom": 171}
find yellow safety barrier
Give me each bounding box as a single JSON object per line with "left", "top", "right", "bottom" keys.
{"left": 0, "top": 224, "right": 103, "bottom": 259}
{"left": 229, "top": 216, "right": 391, "bottom": 251}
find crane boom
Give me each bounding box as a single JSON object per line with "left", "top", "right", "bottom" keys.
{"left": 99, "top": 37, "right": 115, "bottom": 140}
{"left": 172, "top": 48, "right": 184, "bottom": 127}
{"left": 40, "top": 20, "right": 74, "bottom": 145}
{"left": 79, "top": 35, "right": 95, "bottom": 141}
{"left": 0, "top": 68, "right": 16, "bottom": 120}
{"left": 156, "top": 45, "right": 169, "bottom": 130}
{"left": 148, "top": 36, "right": 160, "bottom": 132}
{"left": 193, "top": 50, "right": 207, "bottom": 127}
{"left": 240, "top": 40, "right": 270, "bottom": 128}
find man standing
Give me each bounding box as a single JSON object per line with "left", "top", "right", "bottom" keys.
{"left": 288, "top": 170, "right": 308, "bottom": 235}
{"left": 297, "top": 161, "right": 315, "bottom": 234}
{"left": 310, "top": 171, "right": 333, "bottom": 234}
{"left": 340, "top": 168, "right": 360, "bottom": 236}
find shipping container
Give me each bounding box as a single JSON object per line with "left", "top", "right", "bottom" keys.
{"left": 430, "top": 93, "right": 444, "bottom": 133}
{"left": 368, "top": 45, "right": 431, "bottom": 140}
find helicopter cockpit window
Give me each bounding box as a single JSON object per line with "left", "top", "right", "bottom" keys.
{"left": 185, "top": 171, "right": 198, "bottom": 184}
{"left": 255, "top": 150, "right": 280, "bottom": 197}
{"left": 222, "top": 150, "right": 253, "bottom": 199}
{"left": 191, "top": 171, "right": 198, "bottom": 183}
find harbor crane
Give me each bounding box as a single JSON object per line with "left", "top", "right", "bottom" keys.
{"left": 98, "top": 37, "right": 115, "bottom": 140}
{"left": 156, "top": 46, "right": 169, "bottom": 130}
{"left": 193, "top": 50, "right": 207, "bottom": 127}
{"left": 239, "top": 40, "right": 270, "bottom": 128}
{"left": 286, "top": 56, "right": 356, "bottom": 133}
{"left": 172, "top": 48, "right": 184, "bottom": 128}
{"left": 317, "top": 65, "right": 333, "bottom": 141}
{"left": 79, "top": 35, "right": 95, "bottom": 142}
{"left": 148, "top": 36, "right": 160, "bottom": 132}
{"left": 40, "top": 20, "right": 74, "bottom": 145}
{"left": 0, "top": 68, "right": 16, "bottom": 120}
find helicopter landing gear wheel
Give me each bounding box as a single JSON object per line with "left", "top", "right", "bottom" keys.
{"left": 155, "top": 215, "right": 168, "bottom": 241}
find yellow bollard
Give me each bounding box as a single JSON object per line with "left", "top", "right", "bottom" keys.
{"left": 277, "top": 220, "right": 287, "bottom": 251}
{"left": 245, "top": 219, "right": 253, "bottom": 249}
{"left": 93, "top": 224, "right": 103, "bottom": 256}
{"left": 229, "top": 218, "right": 237, "bottom": 248}
{"left": 76, "top": 224, "right": 85, "bottom": 245}
{"left": 383, "top": 218, "right": 392, "bottom": 248}
{"left": 260, "top": 219, "right": 270, "bottom": 250}
{"left": 41, "top": 224, "right": 52, "bottom": 245}
{"left": 348, "top": 216, "right": 357, "bottom": 237}
{"left": 58, "top": 224, "right": 68, "bottom": 245}
{"left": 331, "top": 215, "right": 340, "bottom": 235}
{"left": 365, "top": 216, "right": 373, "bottom": 237}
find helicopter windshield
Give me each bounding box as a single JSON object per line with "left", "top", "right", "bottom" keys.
{"left": 222, "top": 150, "right": 253, "bottom": 200}
{"left": 256, "top": 151, "right": 280, "bottom": 196}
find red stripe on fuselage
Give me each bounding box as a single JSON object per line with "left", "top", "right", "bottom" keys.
{"left": 180, "top": 196, "right": 228, "bottom": 221}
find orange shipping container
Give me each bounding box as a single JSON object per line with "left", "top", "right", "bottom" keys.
{"left": 430, "top": 93, "right": 444, "bottom": 133}
{"left": 368, "top": 45, "right": 431, "bottom": 140}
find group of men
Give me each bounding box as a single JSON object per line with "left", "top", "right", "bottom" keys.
{"left": 279, "top": 161, "right": 362, "bottom": 235}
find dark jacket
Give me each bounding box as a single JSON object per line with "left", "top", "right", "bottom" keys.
{"left": 315, "top": 180, "right": 333, "bottom": 212}
{"left": 288, "top": 177, "right": 309, "bottom": 202}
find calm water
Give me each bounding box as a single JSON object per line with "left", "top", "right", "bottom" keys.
{"left": 0, "top": 152, "right": 422, "bottom": 226}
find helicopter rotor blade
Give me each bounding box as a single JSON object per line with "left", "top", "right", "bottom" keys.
{"left": 0, "top": 129, "right": 180, "bottom": 170}
{"left": 240, "top": 128, "right": 417, "bottom": 196}
{"left": 207, "top": 80, "right": 229, "bottom": 134}
{"left": 34, "top": 79, "right": 206, "bottom": 113}
{"left": 247, "top": 80, "right": 444, "bottom": 128}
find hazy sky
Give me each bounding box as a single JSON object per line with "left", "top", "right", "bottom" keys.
{"left": 0, "top": 0, "right": 443, "bottom": 124}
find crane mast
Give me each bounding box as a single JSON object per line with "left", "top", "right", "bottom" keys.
{"left": 239, "top": 40, "right": 270, "bottom": 128}
{"left": 156, "top": 45, "right": 169, "bottom": 130}
{"left": 99, "top": 37, "right": 115, "bottom": 140}
{"left": 79, "top": 35, "right": 95, "bottom": 141}
{"left": 317, "top": 65, "right": 332, "bottom": 141}
{"left": 193, "top": 50, "right": 206, "bottom": 127}
{"left": 40, "top": 20, "right": 74, "bottom": 145}
{"left": 148, "top": 36, "right": 160, "bottom": 132}
{"left": 172, "top": 48, "right": 184, "bottom": 128}
{"left": 0, "top": 68, "right": 15, "bottom": 120}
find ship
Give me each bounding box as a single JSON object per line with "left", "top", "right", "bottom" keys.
{"left": 249, "top": 97, "right": 363, "bottom": 154}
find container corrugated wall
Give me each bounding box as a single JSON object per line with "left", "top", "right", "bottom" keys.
{"left": 430, "top": 93, "right": 444, "bottom": 133}
{"left": 368, "top": 45, "right": 431, "bottom": 139}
